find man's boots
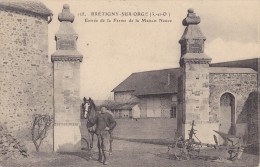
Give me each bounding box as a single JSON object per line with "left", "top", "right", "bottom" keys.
{"left": 103, "top": 151, "right": 110, "bottom": 165}
{"left": 98, "top": 151, "right": 103, "bottom": 163}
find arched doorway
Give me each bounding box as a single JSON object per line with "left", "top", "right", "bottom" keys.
{"left": 219, "top": 93, "right": 236, "bottom": 144}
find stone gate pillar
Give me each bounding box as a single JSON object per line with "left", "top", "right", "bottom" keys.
{"left": 51, "top": 4, "right": 83, "bottom": 152}
{"left": 177, "top": 9, "right": 218, "bottom": 144}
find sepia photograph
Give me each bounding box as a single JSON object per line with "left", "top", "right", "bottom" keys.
{"left": 0, "top": 0, "right": 259, "bottom": 166}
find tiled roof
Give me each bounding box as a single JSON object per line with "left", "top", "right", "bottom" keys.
{"left": 0, "top": 1, "right": 52, "bottom": 16}
{"left": 112, "top": 68, "right": 181, "bottom": 95}
{"left": 210, "top": 58, "right": 259, "bottom": 72}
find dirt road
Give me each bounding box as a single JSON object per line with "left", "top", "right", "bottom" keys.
{"left": 1, "top": 139, "right": 259, "bottom": 167}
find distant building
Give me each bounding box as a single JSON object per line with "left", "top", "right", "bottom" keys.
{"left": 109, "top": 102, "right": 140, "bottom": 119}
{"left": 112, "top": 68, "right": 180, "bottom": 118}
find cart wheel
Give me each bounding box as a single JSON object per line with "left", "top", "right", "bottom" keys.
{"left": 188, "top": 143, "right": 201, "bottom": 159}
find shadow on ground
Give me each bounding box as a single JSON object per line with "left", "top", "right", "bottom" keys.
{"left": 114, "top": 137, "right": 174, "bottom": 146}
{"left": 59, "top": 150, "right": 99, "bottom": 162}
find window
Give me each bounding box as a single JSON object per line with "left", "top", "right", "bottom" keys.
{"left": 170, "top": 106, "right": 177, "bottom": 118}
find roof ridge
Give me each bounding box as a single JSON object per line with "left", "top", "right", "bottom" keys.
{"left": 211, "top": 57, "right": 259, "bottom": 64}
{"left": 132, "top": 67, "right": 180, "bottom": 74}
{"left": 210, "top": 67, "right": 254, "bottom": 69}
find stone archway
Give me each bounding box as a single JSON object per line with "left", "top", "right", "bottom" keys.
{"left": 219, "top": 92, "right": 236, "bottom": 144}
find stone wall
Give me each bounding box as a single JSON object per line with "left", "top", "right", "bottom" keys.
{"left": 139, "top": 94, "right": 175, "bottom": 118}
{"left": 0, "top": 9, "right": 53, "bottom": 152}
{"left": 53, "top": 58, "right": 82, "bottom": 152}
{"left": 182, "top": 63, "right": 210, "bottom": 122}
{"left": 177, "top": 75, "right": 184, "bottom": 137}
{"left": 245, "top": 91, "right": 259, "bottom": 148}
{"left": 161, "top": 95, "right": 175, "bottom": 117}
{"left": 209, "top": 73, "right": 257, "bottom": 123}
{"left": 114, "top": 91, "right": 139, "bottom": 103}
{"left": 53, "top": 61, "right": 81, "bottom": 123}
{"left": 209, "top": 73, "right": 257, "bottom": 141}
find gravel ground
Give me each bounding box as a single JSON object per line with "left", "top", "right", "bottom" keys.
{"left": 1, "top": 139, "right": 259, "bottom": 167}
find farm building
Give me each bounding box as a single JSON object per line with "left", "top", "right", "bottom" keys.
{"left": 112, "top": 9, "right": 259, "bottom": 146}
{"left": 112, "top": 68, "right": 180, "bottom": 118}
{"left": 109, "top": 102, "right": 140, "bottom": 119}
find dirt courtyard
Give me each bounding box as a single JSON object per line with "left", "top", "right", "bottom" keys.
{"left": 1, "top": 118, "right": 259, "bottom": 167}
{"left": 1, "top": 138, "right": 259, "bottom": 167}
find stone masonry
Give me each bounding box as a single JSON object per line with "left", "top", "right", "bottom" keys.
{"left": 209, "top": 73, "right": 257, "bottom": 141}
{"left": 51, "top": 4, "right": 83, "bottom": 152}
{"left": 114, "top": 91, "right": 139, "bottom": 104}
{"left": 178, "top": 9, "right": 218, "bottom": 144}
{"left": 179, "top": 9, "right": 211, "bottom": 123}
{"left": 138, "top": 95, "right": 175, "bottom": 118}
{"left": 209, "top": 73, "right": 257, "bottom": 123}
{"left": 0, "top": 2, "right": 54, "bottom": 152}
{"left": 0, "top": 2, "right": 84, "bottom": 153}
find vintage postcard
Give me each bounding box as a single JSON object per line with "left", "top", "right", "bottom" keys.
{"left": 0, "top": 0, "right": 259, "bottom": 166}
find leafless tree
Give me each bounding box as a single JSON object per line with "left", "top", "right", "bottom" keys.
{"left": 31, "top": 114, "right": 52, "bottom": 152}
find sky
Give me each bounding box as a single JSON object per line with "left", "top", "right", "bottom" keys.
{"left": 42, "top": 0, "right": 259, "bottom": 100}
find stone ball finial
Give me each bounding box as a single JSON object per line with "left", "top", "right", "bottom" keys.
{"left": 58, "top": 4, "right": 75, "bottom": 22}
{"left": 182, "top": 8, "right": 200, "bottom": 26}
{"left": 188, "top": 8, "right": 194, "bottom": 13}
{"left": 63, "top": 4, "right": 70, "bottom": 9}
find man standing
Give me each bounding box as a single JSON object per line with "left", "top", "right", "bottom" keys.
{"left": 96, "top": 106, "right": 117, "bottom": 165}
